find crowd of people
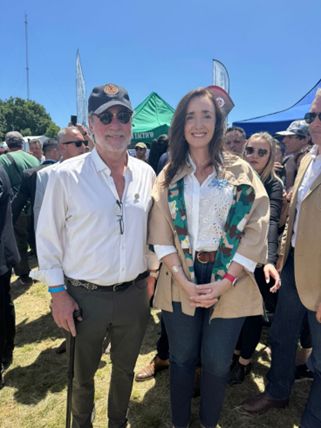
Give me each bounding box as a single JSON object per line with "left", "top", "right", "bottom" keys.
{"left": 0, "top": 82, "right": 320, "bottom": 428}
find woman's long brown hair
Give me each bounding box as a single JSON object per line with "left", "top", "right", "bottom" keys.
{"left": 164, "top": 87, "right": 224, "bottom": 187}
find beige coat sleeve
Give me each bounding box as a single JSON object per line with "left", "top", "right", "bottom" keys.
{"left": 234, "top": 170, "right": 270, "bottom": 265}
{"left": 148, "top": 173, "right": 175, "bottom": 246}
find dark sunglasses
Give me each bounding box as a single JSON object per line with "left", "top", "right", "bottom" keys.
{"left": 62, "top": 140, "right": 87, "bottom": 147}
{"left": 96, "top": 110, "right": 132, "bottom": 125}
{"left": 245, "top": 147, "right": 269, "bottom": 157}
{"left": 304, "top": 112, "right": 321, "bottom": 124}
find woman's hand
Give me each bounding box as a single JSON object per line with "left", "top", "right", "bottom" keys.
{"left": 263, "top": 263, "right": 281, "bottom": 293}
{"left": 276, "top": 255, "right": 284, "bottom": 272}
{"left": 181, "top": 281, "right": 204, "bottom": 300}
{"left": 189, "top": 280, "right": 231, "bottom": 308}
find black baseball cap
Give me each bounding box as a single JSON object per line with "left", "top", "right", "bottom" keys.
{"left": 88, "top": 83, "right": 133, "bottom": 115}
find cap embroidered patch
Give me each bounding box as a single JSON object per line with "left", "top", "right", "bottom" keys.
{"left": 216, "top": 97, "right": 225, "bottom": 108}
{"left": 104, "top": 84, "right": 119, "bottom": 96}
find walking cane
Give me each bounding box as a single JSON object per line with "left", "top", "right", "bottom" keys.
{"left": 66, "top": 309, "right": 82, "bottom": 428}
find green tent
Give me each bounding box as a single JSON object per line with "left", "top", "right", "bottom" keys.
{"left": 131, "top": 92, "right": 174, "bottom": 145}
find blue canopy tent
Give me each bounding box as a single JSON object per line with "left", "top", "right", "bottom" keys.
{"left": 233, "top": 79, "right": 321, "bottom": 136}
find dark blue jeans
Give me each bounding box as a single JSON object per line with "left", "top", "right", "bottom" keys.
{"left": 162, "top": 260, "right": 244, "bottom": 428}
{"left": 266, "top": 251, "right": 321, "bottom": 428}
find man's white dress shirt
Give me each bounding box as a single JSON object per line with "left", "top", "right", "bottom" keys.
{"left": 292, "top": 145, "right": 321, "bottom": 247}
{"left": 33, "top": 149, "right": 156, "bottom": 286}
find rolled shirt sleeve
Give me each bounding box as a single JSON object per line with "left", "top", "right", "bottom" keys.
{"left": 31, "top": 171, "right": 67, "bottom": 286}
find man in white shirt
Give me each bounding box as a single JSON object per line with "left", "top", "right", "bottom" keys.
{"left": 35, "top": 83, "right": 157, "bottom": 428}
{"left": 242, "top": 90, "right": 321, "bottom": 428}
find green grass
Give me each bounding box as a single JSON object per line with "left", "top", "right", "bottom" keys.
{"left": 0, "top": 278, "right": 309, "bottom": 427}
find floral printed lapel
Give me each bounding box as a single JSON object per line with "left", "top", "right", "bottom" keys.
{"left": 212, "top": 184, "right": 255, "bottom": 281}
{"left": 168, "top": 178, "right": 195, "bottom": 281}
{"left": 168, "top": 177, "right": 255, "bottom": 284}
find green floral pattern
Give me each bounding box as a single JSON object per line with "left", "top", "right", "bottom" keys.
{"left": 168, "top": 177, "right": 255, "bottom": 283}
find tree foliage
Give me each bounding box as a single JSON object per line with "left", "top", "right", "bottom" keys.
{"left": 0, "top": 97, "right": 60, "bottom": 140}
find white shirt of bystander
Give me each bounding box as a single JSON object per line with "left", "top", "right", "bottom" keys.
{"left": 292, "top": 144, "right": 321, "bottom": 247}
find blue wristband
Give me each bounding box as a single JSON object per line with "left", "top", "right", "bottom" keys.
{"left": 48, "top": 285, "right": 66, "bottom": 293}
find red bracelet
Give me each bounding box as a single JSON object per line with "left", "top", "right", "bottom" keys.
{"left": 223, "top": 273, "right": 237, "bottom": 286}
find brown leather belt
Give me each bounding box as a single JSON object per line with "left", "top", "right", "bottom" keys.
{"left": 195, "top": 251, "right": 216, "bottom": 264}
{"left": 65, "top": 271, "right": 149, "bottom": 292}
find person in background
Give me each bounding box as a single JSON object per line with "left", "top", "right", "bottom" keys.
{"left": 273, "top": 139, "right": 286, "bottom": 185}
{"left": 135, "top": 142, "right": 148, "bottom": 161}
{"left": 29, "top": 139, "right": 44, "bottom": 162}
{"left": 0, "top": 131, "right": 39, "bottom": 286}
{"left": 0, "top": 142, "right": 8, "bottom": 156}
{"left": 230, "top": 132, "right": 283, "bottom": 385}
{"left": 148, "top": 87, "right": 269, "bottom": 428}
{"left": 33, "top": 127, "right": 86, "bottom": 228}
{"left": 74, "top": 123, "right": 95, "bottom": 152}
{"left": 223, "top": 126, "right": 247, "bottom": 155}
{"left": 12, "top": 139, "right": 61, "bottom": 256}
{"left": 0, "top": 166, "right": 20, "bottom": 386}
{"left": 148, "top": 134, "right": 169, "bottom": 173}
{"left": 242, "top": 89, "right": 321, "bottom": 428}
{"left": 276, "top": 120, "right": 311, "bottom": 190}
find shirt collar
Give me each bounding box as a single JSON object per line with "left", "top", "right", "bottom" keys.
{"left": 310, "top": 144, "right": 321, "bottom": 161}
{"left": 90, "top": 147, "right": 133, "bottom": 177}
{"left": 186, "top": 153, "right": 216, "bottom": 176}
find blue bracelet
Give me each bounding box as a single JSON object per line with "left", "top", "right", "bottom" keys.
{"left": 48, "top": 285, "right": 66, "bottom": 293}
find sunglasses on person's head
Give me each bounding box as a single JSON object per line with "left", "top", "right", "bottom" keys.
{"left": 245, "top": 146, "right": 269, "bottom": 157}
{"left": 135, "top": 147, "right": 145, "bottom": 151}
{"left": 304, "top": 112, "right": 321, "bottom": 124}
{"left": 95, "top": 110, "right": 132, "bottom": 125}
{"left": 62, "top": 140, "right": 87, "bottom": 147}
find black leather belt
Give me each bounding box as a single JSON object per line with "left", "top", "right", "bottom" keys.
{"left": 65, "top": 271, "right": 149, "bottom": 292}
{"left": 195, "top": 251, "right": 216, "bottom": 264}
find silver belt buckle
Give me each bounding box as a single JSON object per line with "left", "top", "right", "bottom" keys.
{"left": 112, "top": 283, "right": 121, "bottom": 292}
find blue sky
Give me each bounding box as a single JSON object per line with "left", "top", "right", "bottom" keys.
{"left": 1, "top": 0, "right": 321, "bottom": 128}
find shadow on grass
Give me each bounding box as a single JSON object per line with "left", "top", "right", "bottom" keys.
{"left": 138, "top": 312, "right": 163, "bottom": 357}
{"left": 4, "top": 347, "right": 68, "bottom": 404}
{"left": 4, "top": 344, "right": 108, "bottom": 406}
{"left": 129, "top": 369, "right": 171, "bottom": 428}
{"left": 10, "top": 278, "right": 34, "bottom": 300}
{"left": 15, "top": 312, "right": 64, "bottom": 347}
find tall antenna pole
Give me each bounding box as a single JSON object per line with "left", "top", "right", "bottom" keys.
{"left": 24, "top": 13, "right": 30, "bottom": 100}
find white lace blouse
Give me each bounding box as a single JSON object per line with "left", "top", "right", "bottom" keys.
{"left": 154, "top": 157, "right": 256, "bottom": 271}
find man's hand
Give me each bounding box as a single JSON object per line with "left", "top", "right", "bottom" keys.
{"left": 50, "top": 291, "right": 82, "bottom": 337}
{"left": 316, "top": 302, "right": 321, "bottom": 323}
{"left": 263, "top": 263, "right": 281, "bottom": 293}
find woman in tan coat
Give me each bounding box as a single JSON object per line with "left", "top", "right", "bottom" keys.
{"left": 148, "top": 87, "right": 270, "bottom": 428}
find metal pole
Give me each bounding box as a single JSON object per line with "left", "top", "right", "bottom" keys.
{"left": 24, "top": 14, "right": 30, "bottom": 100}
